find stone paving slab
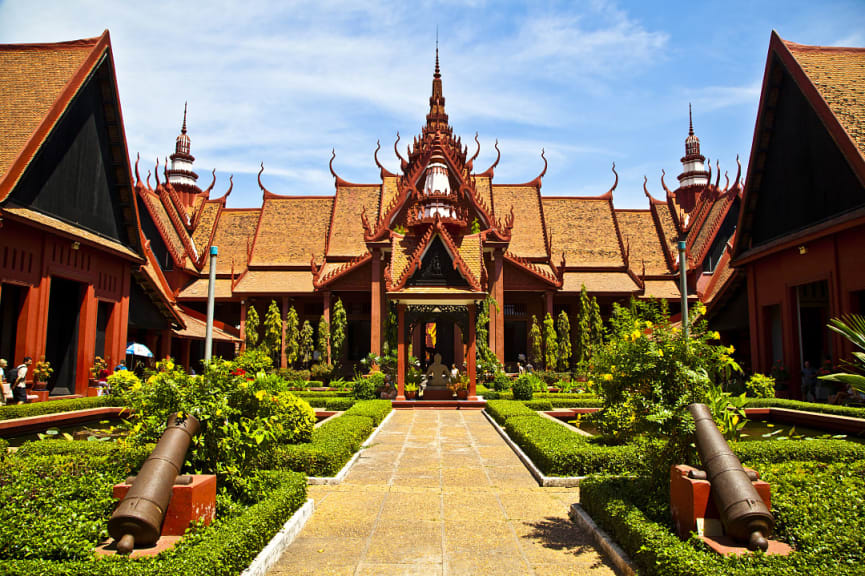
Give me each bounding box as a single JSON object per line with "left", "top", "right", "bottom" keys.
{"left": 268, "top": 410, "right": 616, "bottom": 576}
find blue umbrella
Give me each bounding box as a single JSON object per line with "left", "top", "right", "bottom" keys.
{"left": 126, "top": 342, "right": 154, "bottom": 358}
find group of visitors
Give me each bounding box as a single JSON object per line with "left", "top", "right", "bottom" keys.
{"left": 0, "top": 356, "right": 32, "bottom": 405}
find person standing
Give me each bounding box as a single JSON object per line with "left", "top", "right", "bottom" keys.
{"left": 12, "top": 357, "right": 32, "bottom": 404}
{"left": 0, "top": 359, "right": 11, "bottom": 405}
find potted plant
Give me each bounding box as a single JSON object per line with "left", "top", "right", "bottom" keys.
{"left": 405, "top": 382, "right": 418, "bottom": 400}
{"left": 31, "top": 357, "right": 53, "bottom": 401}
{"left": 451, "top": 375, "right": 470, "bottom": 400}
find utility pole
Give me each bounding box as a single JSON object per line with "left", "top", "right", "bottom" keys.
{"left": 204, "top": 245, "right": 217, "bottom": 363}
{"left": 678, "top": 241, "right": 689, "bottom": 340}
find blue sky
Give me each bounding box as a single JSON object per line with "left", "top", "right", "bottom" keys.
{"left": 1, "top": 0, "right": 863, "bottom": 208}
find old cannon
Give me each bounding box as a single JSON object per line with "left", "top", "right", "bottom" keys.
{"left": 687, "top": 403, "right": 774, "bottom": 551}
{"left": 108, "top": 413, "right": 200, "bottom": 555}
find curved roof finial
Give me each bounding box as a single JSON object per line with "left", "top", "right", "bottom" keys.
{"left": 146, "top": 170, "right": 151, "bottom": 189}
{"left": 203, "top": 168, "right": 216, "bottom": 194}
{"left": 734, "top": 154, "right": 742, "bottom": 187}
{"left": 661, "top": 169, "right": 673, "bottom": 195}
{"left": 164, "top": 157, "right": 169, "bottom": 182}
{"left": 329, "top": 148, "right": 339, "bottom": 180}
{"left": 257, "top": 162, "right": 266, "bottom": 192}
{"left": 724, "top": 171, "right": 730, "bottom": 191}
{"left": 134, "top": 153, "right": 141, "bottom": 185}
{"left": 642, "top": 175, "right": 650, "bottom": 198}
{"left": 374, "top": 140, "right": 396, "bottom": 177}
{"left": 466, "top": 132, "right": 480, "bottom": 171}
{"left": 714, "top": 159, "right": 721, "bottom": 188}
{"left": 538, "top": 148, "right": 548, "bottom": 180}
{"left": 394, "top": 132, "right": 407, "bottom": 169}
{"left": 216, "top": 174, "right": 233, "bottom": 202}
{"left": 182, "top": 101, "right": 188, "bottom": 135}
{"left": 607, "top": 162, "right": 618, "bottom": 195}
{"left": 154, "top": 157, "right": 160, "bottom": 186}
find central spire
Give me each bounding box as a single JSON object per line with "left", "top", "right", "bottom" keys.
{"left": 426, "top": 39, "right": 448, "bottom": 132}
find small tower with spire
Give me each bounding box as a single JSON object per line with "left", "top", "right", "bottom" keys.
{"left": 425, "top": 40, "right": 449, "bottom": 133}
{"left": 166, "top": 102, "right": 201, "bottom": 206}
{"left": 677, "top": 104, "right": 709, "bottom": 190}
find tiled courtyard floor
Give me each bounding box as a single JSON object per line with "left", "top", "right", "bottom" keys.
{"left": 268, "top": 409, "right": 616, "bottom": 576}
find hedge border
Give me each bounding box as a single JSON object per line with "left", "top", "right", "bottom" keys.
{"left": 744, "top": 398, "right": 865, "bottom": 419}
{"left": 0, "top": 396, "right": 119, "bottom": 421}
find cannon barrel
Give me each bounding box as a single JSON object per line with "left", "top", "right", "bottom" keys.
{"left": 108, "top": 413, "right": 200, "bottom": 554}
{"left": 688, "top": 403, "right": 774, "bottom": 551}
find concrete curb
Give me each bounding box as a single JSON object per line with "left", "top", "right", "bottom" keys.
{"left": 307, "top": 409, "right": 396, "bottom": 485}
{"left": 482, "top": 409, "right": 585, "bottom": 487}
{"left": 569, "top": 503, "right": 636, "bottom": 576}
{"left": 241, "top": 498, "right": 314, "bottom": 576}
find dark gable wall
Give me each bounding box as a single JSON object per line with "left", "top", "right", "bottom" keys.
{"left": 11, "top": 60, "right": 128, "bottom": 245}
{"left": 751, "top": 55, "right": 865, "bottom": 247}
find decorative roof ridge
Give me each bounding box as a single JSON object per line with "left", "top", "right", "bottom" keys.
{"left": 504, "top": 251, "right": 562, "bottom": 287}
{"left": 313, "top": 251, "right": 372, "bottom": 289}
{"left": 323, "top": 184, "right": 338, "bottom": 256}
{"left": 434, "top": 220, "right": 483, "bottom": 291}
{"left": 140, "top": 237, "right": 178, "bottom": 306}
{"left": 386, "top": 223, "right": 436, "bottom": 291}
{"left": 646, "top": 193, "right": 679, "bottom": 272}
{"left": 156, "top": 174, "right": 197, "bottom": 260}
{"left": 136, "top": 182, "right": 185, "bottom": 266}
{"left": 690, "top": 191, "right": 738, "bottom": 266}
{"left": 511, "top": 149, "right": 547, "bottom": 188}
{"left": 329, "top": 149, "right": 366, "bottom": 187}
{"left": 781, "top": 38, "right": 865, "bottom": 54}
{"left": 466, "top": 133, "right": 481, "bottom": 173}
{"left": 701, "top": 239, "right": 738, "bottom": 303}
{"left": 475, "top": 140, "right": 500, "bottom": 178}
{"left": 374, "top": 140, "right": 397, "bottom": 178}
{"left": 195, "top": 201, "right": 225, "bottom": 270}
{"left": 608, "top": 195, "right": 628, "bottom": 270}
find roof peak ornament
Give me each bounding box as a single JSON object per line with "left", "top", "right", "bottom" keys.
{"left": 182, "top": 101, "right": 188, "bottom": 135}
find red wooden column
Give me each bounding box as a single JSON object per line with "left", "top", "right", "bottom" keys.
{"left": 280, "top": 296, "right": 289, "bottom": 369}
{"left": 180, "top": 339, "right": 191, "bottom": 372}
{"left": 115, "top": 268, "right": 131, "bottom": 369}
{"left": 239, "top": 300, "right": 247, "bottom": 352}
{"left": 489, "top": 249, "right": 505, "bottom": 362}
{"left": 75, "top": 285, "right": 98, "bottom": 395}
{"left": 160, "top": 329, "right": 172, "bottom": 360}
{"left": 396, "top": 303, "right": 406, "bottom": 400}
{"left": 467, "top": 302, "right": 477, "bottom": 400}
{"left": 370, "top": 248, "right": 381, "bottom": 356}
{"left": 545, "top": 290, "right": 554, "bottom": 318}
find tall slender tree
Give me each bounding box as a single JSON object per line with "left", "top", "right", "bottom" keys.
{"left": 331, "top": 298, "right": 347, "bottom": 369}
{"left": 543, "top": 312, "right": 558, "bottom": 371}
{"left": 577, "top": 285, "right": 593, "bottom": 364}
{"left": 299, "top": 320, "right": 314, "bottom": 368}
{"left": 245, "top": 305, "right": 260, "bottom": 349}
{"left": 557, "top": 310, "right": 572, "bottom": 371}
{"left": 317, "top": 315, "right": 330, "bottom": 364}
{"left": 263, "top": 300, "right": 285, "bottom": 364}
{"left": 528, "top": 315, "right": 542, "bottom": 368}
{"left": 590, "top": 295, "right": 604, "bottom": 351}
{"left": 284, "top": 305, "right": 299, "bottom": 367}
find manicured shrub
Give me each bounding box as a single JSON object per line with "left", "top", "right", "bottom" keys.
{"left": 745, "top": 373, "right": 776, "bottom": 398}
{"left": 353, "top": 372, "right": 382, "bottom": 400}
{"left": 492, "top": 371, "right": 512, "bottom": 391}
{"left": 277, "top": 367, "right": 311, "bottom": 383}
{"left": 343, "top": 400, "right": 392, "bottom": 425}
{"left": 512, "top": 374, "right": 534, "bottom": 400}
{"left": 744, "top": 397, "right": 865, "bottom": 418}
{"left": 0, "top": 395, "right": 120, "bottom": 421}
{"left": 0, "top": 441, "right": 147, "bottom": 560}
{"left": 523, "top": 400, "right": 554, "bottom": 411}
{"left": 733, "top": 438, "right": 865, "bottom": 465}
{"left": 486, "top": 400, "right": 536, "bottom": 425}
{"left": 266, "top": 415, "right": 375, "bottom": 476}
{"left": 106, "top": 369, "right": 141, "bottom": 397}
{"left": 325, "top": 398, "right": 356, "bottom": 411}
{"left": 310, "top": 362, "right": 334, "bottom": 383}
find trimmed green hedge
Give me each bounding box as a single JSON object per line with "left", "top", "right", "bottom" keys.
{"left": 733, "top": 438, "right": 865, "bottom": 465}
{"left": 0, "top": 396, "right": 121, "bottom": 421}
{"left": 486, "top": 401, "right": 639, "bottom": 476}
{"left": 0, "top": 469, "right": 307, "bottom": 575}
{"left": 294, "top": 391, "right": 353, "bottom": 399}
{"left": 745, "top": 398, "right": 865, "bottom": 419}
{"left": 301, "top": 397, "right": 358, "bottom": 410}
{"left": 580, "top": 460, "right": 865, "bottom": 575}
{"left": 263, "top": 400, "right": 392, "bottom": 476}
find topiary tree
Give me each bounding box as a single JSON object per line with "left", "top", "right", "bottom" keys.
{"left": 528, "top": 315, "right": 542, "bottom": 368}
{"left": 263, "top": 300, "right": 283, "bottom": 363}
{"left": 331, "top": 298, "right": 347, "bottom": 370}
{"left": 317, "top": 315, "right": 330, "bottom": 364}
{"left": 245, "top": 304, "right": 260, "bottom": 349}
{"left": 284, "top": 305, "right": 299, "bottom": 368}
{"left": 576, "top": 285, "right": 592, "bottom": 365}
{"left": 590, "top": 293, "right": 604, "bottom": 351}
{"left": 384, "top": 302, "right": 397, "bottom": 354}
{"left": 543, "top": 312, "right": 558, "bottom": 371}
{"left": 476, "top": 297, "right": 502, "bottom": 378}
{"left": 557, "top": 310, "right": 572, "bottom": 371}
{"left": 299, "top": 320, "right": 314, "bottom": 368}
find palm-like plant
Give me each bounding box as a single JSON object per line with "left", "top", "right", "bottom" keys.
{"left": 820, "top": 314, "right": 865, "bottom": 393}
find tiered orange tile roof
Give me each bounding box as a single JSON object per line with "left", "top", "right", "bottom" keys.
{"left": 543, "top": 197, "right": 623, "bottom": 267}
{"left": 784, "top": 41, "right": 865, "bottom": 158}
{"left": 328, "top": 185, "right": 380, "bottom": 257}
{"left": 202, "top": 209, "right": 260, "bottom": 274}
{"left": 191, "top": 202, "right": 221, "bottom": 255}
{"left": 249, "top": 197, "right": 333, "bottom": 266}
{"left": 615, "top": 209, "right": 670, "bottom": 275}
{"left": 491, "top": 185, "right": 548, "bottom": 258}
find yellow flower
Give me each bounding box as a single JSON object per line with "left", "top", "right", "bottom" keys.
{"left": 711, "top": 331, "right": 721, "bottom": 340}
{"left": 657, "top": 349, "right": 664, "bottom": 357}
{"left": 631, "top": 330, "right": 641, "bottom": 340}
{"left": 645, "top": 321, "right": 653, "bottom": 329}
{"left": 603, "top": 373, "right": 613, "bottom": 382}
{"left": 255, "top": 389, "right": 267, "bottom": 401}
{"left": 728, "top": 345, "right": 736, "bottom": 354}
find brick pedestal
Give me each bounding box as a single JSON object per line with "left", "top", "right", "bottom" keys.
{"left": 112, "top": 474, "right": 217, "bottom": 536}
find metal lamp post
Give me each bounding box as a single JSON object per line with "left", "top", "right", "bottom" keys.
{"left": 204, "top": 246, "right": 217, "bottom": 363}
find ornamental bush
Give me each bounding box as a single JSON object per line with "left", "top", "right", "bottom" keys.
{"left": 492, "top": 371, "right": 512, "bottom": 391}
{"left": 746, "top": 372, "right": 776, "bottom": 398}
{"left": 353, "top": 372, "right": 382, "bottom": 400}
{"left": 512, "top": 374, "right": 534, "bottom": 400}
{"left": 119, "top": 358, "right": 315, "bottom": 483}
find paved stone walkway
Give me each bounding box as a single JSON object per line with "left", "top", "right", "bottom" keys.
{"left": 269, "top": 410, "right": 616, "bottom": 576}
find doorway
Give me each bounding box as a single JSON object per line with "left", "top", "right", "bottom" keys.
{"left": 45, "top": 277, "right": 84, "bottom": 395}
{"left": 0, "top": 284, "right": 25, "bottom": 364}
{"left": 797, "top": 280, "right": 831, "bottom": 371}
